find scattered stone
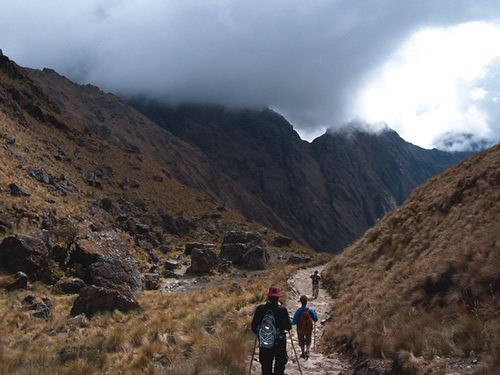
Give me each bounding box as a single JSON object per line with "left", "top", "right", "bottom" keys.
{"left": 27, "top": 166, "right": 50, "bottom": 184}
{"left": 8, "top": 183, "right": 30, "bottom": 196}
{"left": 83, "top": 172, "right": 101, "bottom": 188}
{"left": 229, "top": 283, "right": 244, "bottom": 294}
{"left": 163, "top": 270, "right": 181, "bottom": 279}
{"left": 54, "top": 277, "right": 87, "bottom": 294}
{"left": 66, "top": 313, "right": 88, "bottom": 329}
{"left": 5, "top": 271, "right": 28, "bottom": 291}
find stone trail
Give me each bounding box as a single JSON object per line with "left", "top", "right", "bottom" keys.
{"left": 249, "top": 265, "right": 348, "bottom": 375}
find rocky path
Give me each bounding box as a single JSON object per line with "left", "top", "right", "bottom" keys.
{"left": 249, "top": 265, "right": 348, "bottom": 375}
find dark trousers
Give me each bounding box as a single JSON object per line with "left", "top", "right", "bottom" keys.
{"left": 259, "top": 338, "right": 288, "bottom": 375}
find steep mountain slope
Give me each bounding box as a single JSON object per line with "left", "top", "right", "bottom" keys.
{"left": 127, "top": 101, "right": 471, "bottom": 252}
{"left": 1, "top": 51, "right": 322, "bottom": 375}
{"left": 26, "top": 67, "right": 298, "bottom": 241}
{"left": 321, "top": 143, "right": 500, "bottom": 373}
{"left": 310, "top": 127, "right": 472, "bottom": 250}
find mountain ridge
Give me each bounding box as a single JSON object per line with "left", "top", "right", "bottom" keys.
{"left": 127, "top": 99, "right": 472, "bottom": 252}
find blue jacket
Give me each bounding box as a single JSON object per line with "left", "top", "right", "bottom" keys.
{"left": 292, "top": 305, "right": 318, "bottom": 325}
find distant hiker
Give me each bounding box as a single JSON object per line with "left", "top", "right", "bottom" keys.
{"left": 310, "top": 270, "right": 321, "bottom": 299}
{"left": 251, "top": 286, "right": 292, "bottom": 375}
{"left": 292, "top": 295, "right": 318, "bottom": 360}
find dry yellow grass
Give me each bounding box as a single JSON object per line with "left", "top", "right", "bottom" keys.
{"left": 0, "top": 266, "right": 298, "bottom": 374}
{"left": 1, "top": 57, "right": 321, "bottom": 374}
{"left": 321, "top": 144, "right": 500, "bottom": 373}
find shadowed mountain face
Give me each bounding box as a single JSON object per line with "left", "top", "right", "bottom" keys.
{"left": 127, "top": 101, "right": 471, "bottom": 252}
{"left": 20, "top": 60, "right": 472, "bottom": 252}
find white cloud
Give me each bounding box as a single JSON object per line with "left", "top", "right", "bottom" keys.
{"left": 354, "top": 22, "right": 500, "bottom": 149}
{"left": 1, "top": 1, "right": 500, "bottom": 150}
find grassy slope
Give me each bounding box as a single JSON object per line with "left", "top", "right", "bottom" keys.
{"left": 321, "top": 144, "right": 500, "bottom": 373}
{"left": 1, "top": 55, "right": 326, "bottom": 374}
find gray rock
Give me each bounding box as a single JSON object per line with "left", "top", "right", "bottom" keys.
{"left": 190, "top": 248, "right": 218, "bottom": 273}
{"left": 70, "top": 286, "right": 142, "bottom": 317}
{"left": 0, "top": 230, "right": 50, "bottom": 279}
{"left": 8, "top": 183, "right": 30, "bottom": 196}
{"left": 89, "top": 250, "right": 142, "bottom": 297}
{"left": 54, "top": 277, "right": 87, "bottom": 294}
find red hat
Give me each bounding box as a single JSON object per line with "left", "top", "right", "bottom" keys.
{"left": 266, "top": 286, "right": 283, "bottom": 297}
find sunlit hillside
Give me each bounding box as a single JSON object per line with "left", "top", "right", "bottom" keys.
{"left": 321, "top": 144, "right": 500, "bottom": 374}
{"left": 1, "top": 50, "right": 325, "bottom": 374}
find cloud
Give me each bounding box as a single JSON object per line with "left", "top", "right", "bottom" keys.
{"left": 1, "top": 0, "right": 500, "bottom": 149}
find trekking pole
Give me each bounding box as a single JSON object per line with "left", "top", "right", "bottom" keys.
{"left": 248, "top": 334, "right": 257, "bottom": 375}
{"left": 313, "top": 322, "right": 316, "bottom": 351}
{"left": 288, "top": 330, "right": 303, "bottom": 375}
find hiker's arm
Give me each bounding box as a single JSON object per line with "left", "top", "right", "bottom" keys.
{"left": 251, "top": 307, "right": 262, "bottom": 334}
{"left": 311, "top": 309, "right": 319, "bottom": 322}
{"left": 291, "top": 309, "right": 301, "bottom": 325}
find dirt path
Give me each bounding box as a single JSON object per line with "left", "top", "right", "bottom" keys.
{"left": 250, "top": 265, "right": 348, "bottom": 375}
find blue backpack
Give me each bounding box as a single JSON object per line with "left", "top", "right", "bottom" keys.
{"left": 259, "top": 310, "right": 278, "bottom": 348}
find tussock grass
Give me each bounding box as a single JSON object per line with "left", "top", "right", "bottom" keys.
{"left": 321, "top": 144, "right": 500, "bottom": 373}
{"left": 0, "top": 264, "right": 295, "bottom": 374}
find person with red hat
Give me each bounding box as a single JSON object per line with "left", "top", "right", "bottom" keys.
{"left": 251, "top": 286, "right": 292, "bottom": 375}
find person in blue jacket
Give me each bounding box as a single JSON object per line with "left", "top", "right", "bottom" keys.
{"left": 292, "top": 295, "right": 318, "bottom": 359}
{"left": 251, "top": 286, "right": 292, "bottom": 375}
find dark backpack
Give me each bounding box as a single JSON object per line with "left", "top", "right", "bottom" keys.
{"left": 312, "top": 275, "right": 320, "bottom": 284}
{"left": 298, "top": 307, "right": 313, "bottom": 335}
{"left": 259, "top": 310, "right": 278, "bottom": 348}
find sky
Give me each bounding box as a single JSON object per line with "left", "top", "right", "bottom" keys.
{"left": 1, "top": 0, "right": 500, "bottom": 151}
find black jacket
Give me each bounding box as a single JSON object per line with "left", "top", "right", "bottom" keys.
{"left": 251, "top": 302, "right": 292, "bottom": 337}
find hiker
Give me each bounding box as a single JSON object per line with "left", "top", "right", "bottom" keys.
{"left": 251, "top": 286, "right": 292, "bottom": 375}
{"left": 292, "top": 295, "right": 318, "bottom": 360}
{"left": 310, "top": 270, "right": 321, "bottom": 299}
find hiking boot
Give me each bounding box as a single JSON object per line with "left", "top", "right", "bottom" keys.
{"left": 300, "top": 353, "right": 305, "bottom": 359}
{"left": 305, "top": 350, "right": 310, "bottom": 359}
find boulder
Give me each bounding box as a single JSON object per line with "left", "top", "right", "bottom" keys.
{"left": 219, "top": 231, "right": 269, "bottom": 269}
{"left": 70, "top": 286, "right": 142, "bottom": 317}
{"left": 89, "top": 250, "right": 142, "bottom": 297}
{"left": 190, "top": 248, "right": 219, "bottom": 273}
{"left": 0, "top": 230, "right": 50, "bottom": 279}
{"left": 164, "top": 260, "right": 179, "bottom": 271}
{"left": 286, "top": 255, "right": 312, "bottom": 264}
{"left": 185, "top": 242, "right": 207, "bottom": 256}
{"left": 240, "top": 246, "right": 269, "bottom": 270}
{"left": 222, "top": 231, "right": 263, "bottom": 246}
{"left": 142, "top": 273, "right": 161, "bottom": 290}
{"left": 219, "top": 243, "right": 247, "bottom": 263}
